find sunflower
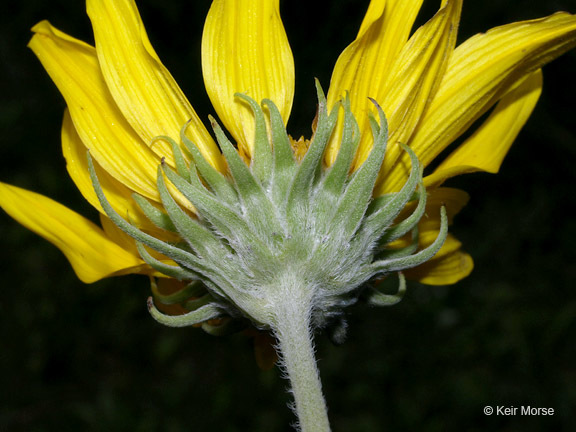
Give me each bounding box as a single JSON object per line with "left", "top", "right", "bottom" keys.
{"left": 1, "top": 1, "right": 575, "bottom": 430}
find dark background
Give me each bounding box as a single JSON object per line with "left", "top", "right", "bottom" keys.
{"left": 1, "top": 1, "right": 575, "bottom": 431}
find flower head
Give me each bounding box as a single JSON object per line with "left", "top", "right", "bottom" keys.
{"left": 2, "top": 1, "right": 576, "bottom": 429}
{"left": 1, "top": 0, "right": 575, "bottom": 323}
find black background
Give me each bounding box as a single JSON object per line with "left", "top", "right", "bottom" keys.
{"left": 1, "top": 1, "right": 575, "bottom": 431}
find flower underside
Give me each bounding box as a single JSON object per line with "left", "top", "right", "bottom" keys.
{"left": 89, "top": 83, "right": 447, "bottom": 341}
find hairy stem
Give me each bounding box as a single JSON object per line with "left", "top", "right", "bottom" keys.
{"left": 272, "top": 282, "right": 331, "bottom": 432}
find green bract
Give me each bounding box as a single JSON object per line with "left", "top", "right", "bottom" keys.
{"left": 88, "top": 82, "right": 448, "bottom": 339}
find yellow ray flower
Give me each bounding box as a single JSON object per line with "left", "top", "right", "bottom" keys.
{"left": 202, "top": 0, "right": 295, "bottom": 158}
{"left": 0, "top": 0, "right": 574, "bottom": 288}
{"left": 0, "top": 182, "right": 148, "bottom": 283}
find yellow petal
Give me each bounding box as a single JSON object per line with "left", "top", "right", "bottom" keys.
{"left": 202, "top": 0, "right": 295, "bottom": 156}
{"left": 0, "top": 182, "right": 145, "bottom": 283}
{"left": 371, "top": 0, "right": 461, "bottom": 190}
{"left": 388, "top": 187, "right": 471, "bottom": 284}
{"left": 424, "top": 187, "right": 469, "bottom": 226}
{"left": 61, "top": 109, "right": 153, "bottom": 229}
{"left": 86, "top": 0, "right": 224, "bottom": 172}
{"left": 99, "top": 213, "right": 140, "bottom": 257}
{"left": 409, "top": 188, "right": 473, "bottom": 285}
{"left": 29, "top": 20, "right": 160, "bottom": 201}
{"left": 384, "top": 12, "right": 576, "bottom": 192}
{"left": 426, "top": 69, "right": 542, "bottom": 187}
{"left": 327, "top": 0, "right": 424, "bottom": 108}
{"left": 427, "top": 230, "right": 462, "bottom": 255}
{"left": 382, "top": 0, "right": 461, "bottom": 138}
{"left": 389, "top": 228, "right": 474, "bottom": 285}
{"left": 406, "top": 248, "right": 474, "bottom": 285}
{"left": 325, "top": 0, "right": 424, "bottom": 163}
{"left": 100, "top": 213, "right": 180, "bottom": 260}
{"left": 356, "top": 0, "right": 385, "bottom": 38}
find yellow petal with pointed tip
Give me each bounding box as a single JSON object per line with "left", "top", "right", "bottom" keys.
{"left": 202, "top": 0, "right": 294, "bottom": 156}
{"left": 86, "top": 0, "right": 224, "bottom": 172}
{"left": 383, "top": 0, "right": 460, "bottom": 139}
{"left": 372, "top": 0, "right": 461, "bottom": 188}
{"left": 427, "top": 69, "right": 542, "bottom": 187}
{"left": 327, "top": 0, "right": 424, "bottom": 108}
{"left": 0, "top": 182, "right": 145, "bottom": 283}
{"left": 325, "top": 0, "right": 424, "bottom": 164}
{"left": 356, "top": 0, "right": 385, "bottom": 38}
{"left": 384, "top": 12, "right": 576, "bottom": 192}
{"left": 29, "top": 21, "right": 160, "bottom": 201}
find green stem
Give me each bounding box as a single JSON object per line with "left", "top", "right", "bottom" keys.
{"left": 272, "top": 289, "right": 331, "bottom": 432}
